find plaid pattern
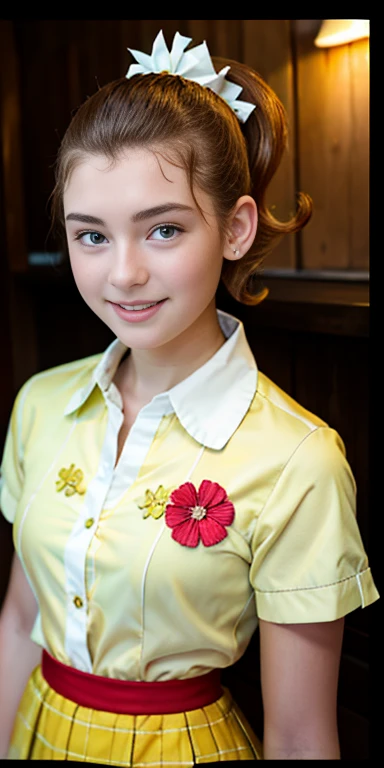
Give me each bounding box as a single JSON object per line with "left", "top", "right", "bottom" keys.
{"left": 8, "top": 665, "right": 262, "bottom": 764}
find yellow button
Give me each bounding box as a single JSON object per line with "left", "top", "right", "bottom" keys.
{"left": 73, "top": 596, "right": 83, "bottom": 609}
{"left": 85, "top": 517, "right": 94, "bottom": 528}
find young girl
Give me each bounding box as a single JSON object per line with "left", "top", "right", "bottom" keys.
{"left": 0, "top": 30, "right": 378, "bottom": 764}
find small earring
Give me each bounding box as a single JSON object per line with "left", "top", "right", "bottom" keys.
{"left": 233, "top": 247, "right": 240, "bottom": 257}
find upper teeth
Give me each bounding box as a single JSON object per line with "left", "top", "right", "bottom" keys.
{"left": 119, "top": 302, "right": 158, "bottom": 310}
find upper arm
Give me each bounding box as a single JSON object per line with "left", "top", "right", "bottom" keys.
{"left": 0, "top": 552, "right": 38, "bottom": 635}
{"left": 250, "top": 428, "right": 377, "bottom": 623}
{"left": 0, "top": 382, "right": 30, "bottom": 525}
{"left": 259, "top": 617, "right": 344, "bottom": 738}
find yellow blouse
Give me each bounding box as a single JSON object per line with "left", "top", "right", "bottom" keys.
{"left": 0, "top": 311, "right": 379, "bottom": 681}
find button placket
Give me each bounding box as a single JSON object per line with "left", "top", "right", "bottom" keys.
{"left": 63, "top": 401, "right": 123, "bottom": 670}
{"left": 104, "top": 397, "right": 173, "bottom": 508}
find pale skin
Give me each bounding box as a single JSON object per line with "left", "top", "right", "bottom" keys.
{"left": 0, "top": 554, "right": 40, "bottom": 759}
{"left": 0, "top": 147, "right": 344, "bottom": 759}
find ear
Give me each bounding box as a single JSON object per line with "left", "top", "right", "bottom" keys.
{"left": 223, "top": 195, "right": 258, "bottom": 261}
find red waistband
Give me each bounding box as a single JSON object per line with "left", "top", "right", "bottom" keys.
{"left": 41, "top": 650, "right": 222, "bottom": 715}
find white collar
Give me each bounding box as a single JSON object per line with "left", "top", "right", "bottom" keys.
{"left": 64, "top": 309, "right": 257, "bottom": 450}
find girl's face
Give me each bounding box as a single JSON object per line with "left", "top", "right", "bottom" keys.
{"left": 64, "top": 149, "right": 226, "bottom": 354}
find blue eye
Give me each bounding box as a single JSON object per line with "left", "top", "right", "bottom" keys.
{"left": 76, "top": 231, "right": 107, "bottom": 246}
{"left": 150, "top": 225, "right": 182, "bottom": 240}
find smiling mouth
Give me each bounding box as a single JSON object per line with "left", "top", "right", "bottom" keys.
{"left": 110, "top": 299, "right": 165, "bottom": 311}
{"left": 118, "top": 302, "right": 159, "bottom": 311}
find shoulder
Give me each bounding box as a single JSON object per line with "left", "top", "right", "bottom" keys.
{"left": 243, "top": 370, "right": 352, "bottom": 485}
{"left": 10, "top": 352, "right": 103, "bottom": 437}
{"left": 255, "top": 370, "right": 328, "bottom": 433}
{"left": 18, "top": 353, "right": 102, "bottom": 407}
{"left": 239, "top": 368, "right": 330, "bottom": 458}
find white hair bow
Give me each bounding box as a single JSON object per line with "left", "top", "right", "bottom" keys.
{"left": 126, "top": 30, "right": 256, "bottom": 124}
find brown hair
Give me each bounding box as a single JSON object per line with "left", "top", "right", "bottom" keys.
{"left": 51, "top": 52, "right": 312, "bottom": 305}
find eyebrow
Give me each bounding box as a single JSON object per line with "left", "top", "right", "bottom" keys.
{"left": 66, "top": 213, "right": 106, "bottom": 225}
{"left": 65, "top": 203, "right": 194, "bottom": 226}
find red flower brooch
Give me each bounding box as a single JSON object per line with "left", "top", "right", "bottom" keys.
{"left": 165, "top": 480, "right": 235, "bottom": 548}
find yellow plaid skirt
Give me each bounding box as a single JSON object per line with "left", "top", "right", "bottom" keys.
{"left": 8, "top": 665, "right": 262, "bottom": 764}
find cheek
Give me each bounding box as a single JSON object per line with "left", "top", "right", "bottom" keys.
{"left": 69, "top": 263, "right": 102, "bottom": 308}
{"left": 69, "top": 252, "right": 98, "bottom": 289}
{"left": 171, "top": 249, "right": 223, "bottom": 291}
{"left": 67, "top": 248, "right": 81, "bottom": 279}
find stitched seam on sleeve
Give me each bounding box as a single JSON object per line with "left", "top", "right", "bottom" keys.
{"left": 257, "top": 388, "right": 327, "bottom": 432}
{"left": 254, "top": 567, "right": 371, "bottom": 594}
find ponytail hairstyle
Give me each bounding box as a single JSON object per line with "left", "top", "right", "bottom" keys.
{"left": 212, "top": 56, "right": 312, "bottom": 304}
{"left": 51, "top": 45, "right": 312, "bottom": 305}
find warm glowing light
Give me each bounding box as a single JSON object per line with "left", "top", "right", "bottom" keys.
{"left": 314, "top": 19, "right": 370, "bottom": 48}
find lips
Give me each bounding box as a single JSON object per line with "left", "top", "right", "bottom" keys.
{"left": 118, "top": 301, "right": 160, "bottom": 311}
{"left": 109, "top": 299, "right": 163, "bottom": 308}
{"left": 109, "top": 298, "right": 167, "bottom": 323}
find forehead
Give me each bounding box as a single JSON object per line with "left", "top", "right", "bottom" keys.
{"left": 63, "top": 149, "right": 207, "bottom": 212}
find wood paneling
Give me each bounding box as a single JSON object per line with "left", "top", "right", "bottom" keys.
{"left": 8, "top": 276, "right": 39, "bottom": 392}
{"left": 350, "top": 40, "right": 370, "bottom": 270}
{"left": 4, "top": 19, "right": 370, "bottom": 275}
{"left": 243, "top": 20, "right": 297, "bottom": 270}
{"left": 294, "top": 20, "right": 370, "bottom": 271}
{"left": 0, "top": 20, "right": 28, "bottom": 272}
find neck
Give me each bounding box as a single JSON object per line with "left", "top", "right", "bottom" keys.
{"left": 115, "top": 304, "right": 226, "bottom": 403}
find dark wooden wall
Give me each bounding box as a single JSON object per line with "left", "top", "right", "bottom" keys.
{"left": 1, "top": 19, "right": 370, "bottom": 279}
{"left": 0, "top": 19, "right": 376, "bottom": 761}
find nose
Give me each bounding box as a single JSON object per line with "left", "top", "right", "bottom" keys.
{"left": 107, "top": 243, "right": 149, "bottom": 289}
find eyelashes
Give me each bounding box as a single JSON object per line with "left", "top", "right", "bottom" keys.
{"left": 149, "top": 224, "right": 184, "bottom": 240}
{"left": 74, "top": 231, "right": 107, "bottom": 246}
{"left": 72, "top": 223, "right": 185, "bottom": 247}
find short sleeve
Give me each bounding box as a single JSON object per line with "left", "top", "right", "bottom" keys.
{"left": 250, "top": 426, "right": 379, "bottom": 623}
{"left": 0, "top": 382, "right": 30, "bottom": 524}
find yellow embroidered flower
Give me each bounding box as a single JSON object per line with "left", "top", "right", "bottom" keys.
{"left": 138, "top": 485, "right": 171, "bottom": 519}
{"left": 56, "top": 464, "right": 87, "bottom": 496}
